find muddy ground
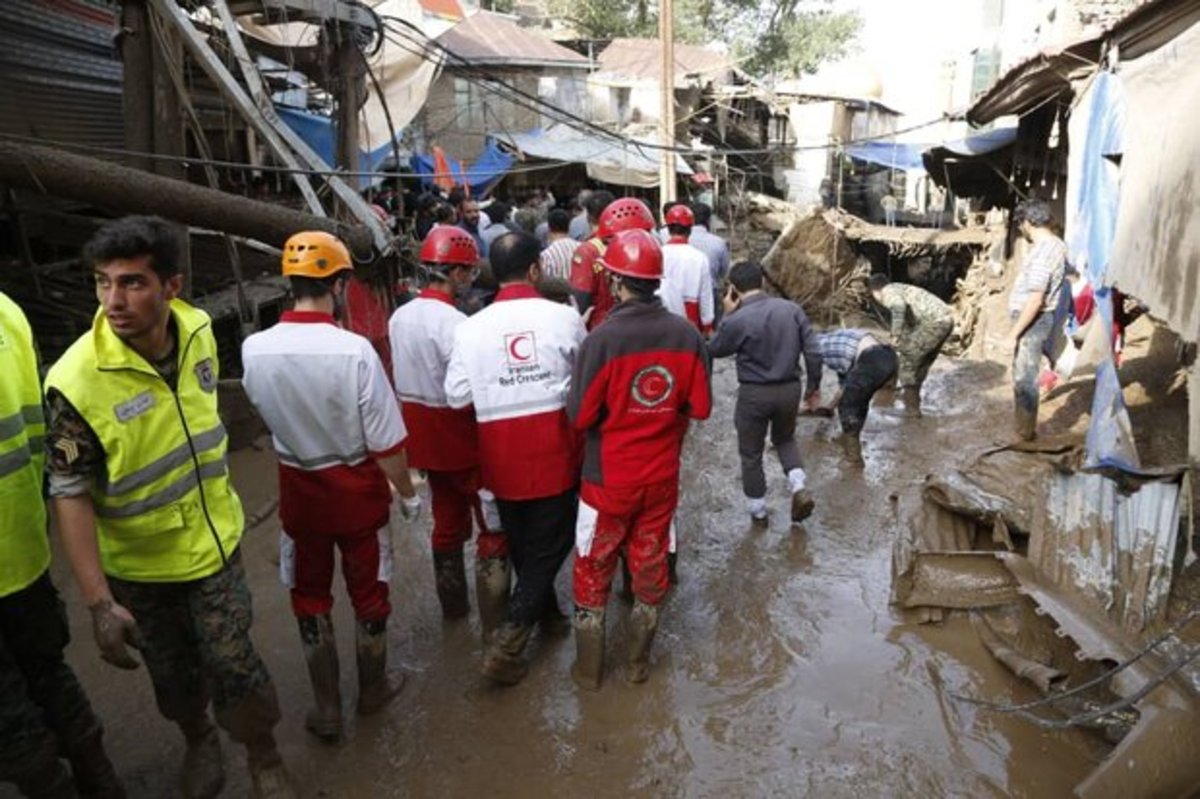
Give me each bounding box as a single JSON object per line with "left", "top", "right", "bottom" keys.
{"left": 9, "top": 357, "right": 1119, "bottom": 799}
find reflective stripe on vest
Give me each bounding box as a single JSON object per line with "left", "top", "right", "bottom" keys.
{"left": 45, "top": 299, "right": 244, "bottom": 583}
{"left": 0, "top": 292, "right": 51, "bottom": 598}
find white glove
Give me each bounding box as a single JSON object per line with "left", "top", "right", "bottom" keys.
{"left": 478, "top": 488, "right": 503, "bottom": 532}
{"left": 399, "top": 493, "right": 422, "bottom": 521}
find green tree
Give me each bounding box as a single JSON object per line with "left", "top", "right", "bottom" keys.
{"left": 551, "top": 0, "right": 859, "bottom": 79}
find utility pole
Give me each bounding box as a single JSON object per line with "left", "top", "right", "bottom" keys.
{"left": 659, "top": 0, "right": 676, "bottom": 204}
{"left": 333, "top": 28, "right": 366, "bottom": 221}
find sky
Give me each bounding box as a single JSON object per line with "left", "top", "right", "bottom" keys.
{"left": 832, "top": 0, "right": 984, "bottom": 131}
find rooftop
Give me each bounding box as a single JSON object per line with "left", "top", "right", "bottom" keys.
{"left": 436, "top": 10, "right": 590, "bottom": 69}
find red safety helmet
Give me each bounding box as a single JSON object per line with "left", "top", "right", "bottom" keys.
{"left": 601, "top": 229, "right": 663, "bottom": 280}
{"left": 597, "top": 198, "right": 655, "bottom": 241}
{"left": 664, "top": 203, "right": 694, "bottom": 227}
{"left": 419, "top": 225, "right": 479, "bottom": 268}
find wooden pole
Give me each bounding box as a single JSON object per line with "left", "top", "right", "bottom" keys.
{"left": 148, "top": 8, "right": 193, "bottom": 296}
{"left": 334, "top": 30, "right": 366, "bottom": 220}
{"left": 119, "top": 0, "right": 154, "bottom": 173}
{"left": 659, "top": 0, "right": 676, "bottom": 204}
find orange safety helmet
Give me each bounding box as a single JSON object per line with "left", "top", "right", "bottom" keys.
{"left": 419, "top": 226, "right": 479, "bottom": 268}
{"left": 664, "top": 203, "right": 695, "bottom": 227}
{"left": 281, "top": 231, "right": 353, "bottom": 279}
{"left": 597, "top": 198, "right": 655, "bottom": 241}
{"left": 601, "top": 229, "right": 663, "bottom": 280}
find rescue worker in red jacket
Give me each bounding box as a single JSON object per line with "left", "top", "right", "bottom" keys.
{"left": 570, "top": 195, "right": 657, "bottom": 330}
{"left": 241, "top": 232, "right": 421, "bottom": 743}
{"left": 388, "top": 227, "right": 510, "bottom": 637}
{"left": 445, "top": 232, "right": 587, "bottom": 685}
{"left": 658, "top": 204, "right": 715, "bottom": 335}
{"left": 567, "top": 229, "right": 713, "bottom": 690}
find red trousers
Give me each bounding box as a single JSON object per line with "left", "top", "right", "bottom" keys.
{"left": 286, "top": 526, "right": 389, "bottom": 621}
{"left": 427, "top": 467, "right": 508, "bottom": 559}
{"left": 573, "top": 478, "right": 678, "bottom": 609}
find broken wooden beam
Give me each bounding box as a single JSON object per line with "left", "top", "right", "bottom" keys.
{"left": 0, "top": 140, "right": 372, "bottom": 254}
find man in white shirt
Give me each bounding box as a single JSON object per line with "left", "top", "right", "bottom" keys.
{"left": 659, "top": 204, "right": 715, "bottom": 335}
{"left": 241, "top": 231, "right": 421, "bottom": 744}
{"left": 388, "top": 227, "right": 511, "bottom": 638}
{"left": 445, "top": 231, "right": 586, "bottom": 686}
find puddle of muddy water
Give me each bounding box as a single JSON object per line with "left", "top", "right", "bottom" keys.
{"left": 17, "top": 358, "right": 1110, "bottom": 799}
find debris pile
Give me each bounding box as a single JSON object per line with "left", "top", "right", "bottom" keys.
{"left": 760, "top": 209, "right": 870, "bottom": 325}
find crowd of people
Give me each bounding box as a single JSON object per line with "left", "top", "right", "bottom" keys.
{"left": 0, "top": 192, "right": 1070, "bottom": 798}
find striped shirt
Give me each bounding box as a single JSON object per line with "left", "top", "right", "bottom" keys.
{"left": 540, "top": 236, "right": 580, "bottom": 280}
{"left": 814, "top": 329, "right": 868, "bottom": 377}
{"left": 1010, "top": 236, "right": 1067, "bottom": 314}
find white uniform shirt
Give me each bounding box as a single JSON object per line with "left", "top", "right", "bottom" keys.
{"left": 658, "top": 241, "right": 715, "bottom": 327}
{"left": 389, "top": 290, "right": 463, "bottom": 408}
{"left": 242, "top": 313, "right": 406, "bottom": 471}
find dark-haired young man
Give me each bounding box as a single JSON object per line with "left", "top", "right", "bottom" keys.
{"left": 709, "top": 261, "right": 821, "bottom": 526}
{"left": 1005, "top": 199, "right": 1067, "bottom": 440}
{"left": 539, "top": 208, "right": 579, "bottom": 280}
{"left": 45, "top": 216, "right": 295, "bottom": 798}
{"left": 568, "top": 229, "right": 711, "bottom": 690}
{"left": 242, "top": 231, "right": 420, "bottom": 744}
{"left": 446, "top": 232, "right": 586, "bottom": 686}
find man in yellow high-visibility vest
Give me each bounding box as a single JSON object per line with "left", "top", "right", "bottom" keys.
{"left": 0, "top": 291, "right": 124, "bottom": 797}
{"left": 44, "top": 217, "right": 294, "bottom": 799}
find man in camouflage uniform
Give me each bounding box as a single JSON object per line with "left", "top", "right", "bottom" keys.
{"left": 868, "top": 274, "right": 953, "bottom": 417}
{"left": 44, "top": 217, "right": 294, "bottom": 799}
{"left": 1, "top": 291, "right": 125, "bottom": 798}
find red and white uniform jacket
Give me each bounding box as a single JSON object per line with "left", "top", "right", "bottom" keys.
{"left": 569, "top": 238, "right": 614, "bottom": 330}
{"left": 388, "top": 288, "right": 478, "bottom": 472}
{"left": 659, "top": 239, "right": 715, "bottom": 333}
{"left": 567, "top": 297, "right": 712, "bottom": 499}
{"left": 241, "top": 311, "right": 407, "bottom": 537}
{"left": 444, "top": 284, "right": 586, "bottom": 500}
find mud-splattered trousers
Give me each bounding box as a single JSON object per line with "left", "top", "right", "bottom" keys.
{"left": 0, "top": 572, "right": 109, "bottom": 785}
{"left": 1012, "top": 312, "right": 1056, "bottom": 420}
{"left": 895, "top": 318, "right": 953, "bottom": 389}
{"left": 838, "top": 345, "right": 899, "bottom": 436}
{"left": 283, "top": 525, "right": 391, "bottom": 621}
{"left": 428, "top": 467, "right": 508, "bottom": 559}
{"left": 108, "top": 548, "right": 281, "bottom": 738}
{"left": 496, "top": 489, "right": 577, "bottom": 626}
{"left": 573, "top": 479, "right": 677, "bottom": 608}
{"left": 734, "top": 381, "right": 804, "bottom": 500}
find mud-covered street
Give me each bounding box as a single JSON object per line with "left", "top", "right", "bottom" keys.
{"left": 6, "top": 357, "right": 1111, "bottom": 799}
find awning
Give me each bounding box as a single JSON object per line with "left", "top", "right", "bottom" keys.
{"left": 408, "top": 138, "right": 514, "bottom": 193}
{"left": 967, "top": 40, "right": 1101, "bottom": 125}
{"left": 845, "top": 141, "right": 927, "bottom": 171}
{"left": 923, "top": 126, "right": 1019, "bottom": 204}
{"left": 496, "top": 124, "right": 693, "bottom": 189}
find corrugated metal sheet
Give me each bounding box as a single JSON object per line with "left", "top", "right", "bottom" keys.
{"left": 0, "top": 0, "right": 124, "bottom": 149}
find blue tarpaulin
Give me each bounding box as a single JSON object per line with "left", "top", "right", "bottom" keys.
{"left": 1066, "top": 70, "right": 1125, "bottom": 284}
{"left": 275, "top": 105, "right": 400, "bottom": 190}
{"left": 409, "top": 139, "right": 515, "bottom": 193}
{"left": 846, "top": 141, "right": 927, "bottom": 171}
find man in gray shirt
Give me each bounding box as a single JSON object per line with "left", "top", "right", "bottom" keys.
{"left": 709, "top": 261, "right": 821, "bottom": 526}
{"left": 689, "top": 203, "right": 731, "bottom": 324}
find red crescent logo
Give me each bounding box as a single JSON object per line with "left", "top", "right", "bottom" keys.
{"left": 508, "top": 334, "right": 532, "bottom": 361}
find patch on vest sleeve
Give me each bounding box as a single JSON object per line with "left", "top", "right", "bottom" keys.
{"left": 194, "top": 358, "right": 216, "bottom": 393}
{"left": 113, "top": 391, "right": 156, "bottom": 423}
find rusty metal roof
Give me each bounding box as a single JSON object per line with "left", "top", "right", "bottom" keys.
{"left": 436, "top": 11, "right": 590, "bottom": 69}
{"left": 592, "top": 37, "right": 738, "bottom": 85}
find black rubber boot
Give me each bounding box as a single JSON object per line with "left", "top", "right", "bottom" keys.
{"left": 839, "top": 433, "right": 865, "bottom": 467}
{"left": 433, "top": 549, "right": 470, "bottom": 619}
{"left": 12, "top": 735, "right": 76, "bottom": 799}
{"left": 1015, "top": 405, "right": 1037, "bottom": 441}
{"left": 177, "top": 713, "right": 224, "bottom": 799}
{"left": 626, "top": 601, "right": 661, "bottom": 684}
{"left": 474, "top": 557, "right": 511, "bottom": 643}
{"left": 60, "top": 716, "right": 125, "bottom": 799}
{"left": 297, "top": 615, "right": 342, "bottom": 743}
{"left": 790, "top": 490, "right": 815, "bottom": 523}
{"left": 570, "top": 607, "right": 606, "bottom": 691}
{"left": 480, "top": 622, "right": 533, "bottom": 686}
{"left": 356, "top": 618, "right": 403, "bottom": 715}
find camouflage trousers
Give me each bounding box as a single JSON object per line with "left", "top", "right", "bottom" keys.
{"left": 0, "top": 571, "right": 105, "bottom": 781}
{"left": 110, "top": 548, "right": 278, "bottom": 737}
{"left": 896, "top": 318, "right": 953, "bottom": 388}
